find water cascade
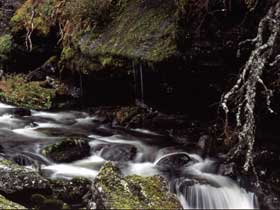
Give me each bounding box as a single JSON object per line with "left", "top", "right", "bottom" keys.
{"left": 0, "top": 103, "right": 258, "bottom": 209}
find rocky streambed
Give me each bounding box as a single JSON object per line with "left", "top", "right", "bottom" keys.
{"left": 0, "top": 102, "right": 258, "bottom": 209}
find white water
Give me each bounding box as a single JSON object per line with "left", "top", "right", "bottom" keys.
{"left": 0, "top": 103, "right": 258, "bottom": 209}
{"left": 175, "top": 158, "right": 258, "bottom": 209}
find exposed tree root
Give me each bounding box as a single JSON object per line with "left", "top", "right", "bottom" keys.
{"left": 25, "top": 6, "right": 35, "bottom": 52}
{"left": 221, "top": 1, "right": 280, "bottom": 172}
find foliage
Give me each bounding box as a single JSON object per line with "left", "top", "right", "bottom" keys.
{"left": 0, "top": 74, "right": 56, "bottom": 109}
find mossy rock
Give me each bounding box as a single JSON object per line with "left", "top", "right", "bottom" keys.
{"left": 0, "top": 194, "right": 26, "bottom": 209}
{"left": 90, "top": 162, "right": 182, "bottom": 209}
{"left": 41, "top": 137, "right": 91, "bottom": 163}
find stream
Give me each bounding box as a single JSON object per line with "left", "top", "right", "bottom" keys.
{"left": 0, "top": 102, "right": 258, "bottom": 209}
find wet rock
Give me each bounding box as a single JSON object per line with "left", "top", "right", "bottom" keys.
{"left": 197, "top": 135, "right": 213, "bottom": 157}
{"left": 11, "top": 153, "right": 36, "bottom": 166}
{"left": 260, "top": 194, "right": 280, "bottom": 210}
{"left": 51, "top": 177, "right": 92, "bottom": 206}
{"left": 86, "top": 162, "right": 182, "bottom": 209}
{"left": 0, "top": 159, "right": 51, "bottom": 206}
{"left": 11, "top": 108, "right": 31, "bottom": 117}
{"left": 218, "top": 162, "right": 237, "bottom": 179}
{"left": 172, "top": 177, "right": 211, "bottom": 194}
{"left": 93, "top": 144, "right": 137, "bottom": 162}
{"left": 155, "top": 152, "right": 191, "bottom": 173}
{"left": 27, "top": 56, "right": 58, "bottom": 82}
{"left": 42, "top": 137, "right": 91, "bottom": 163}
{"left": 0, "top": 107, "right": 31, "bottom": 117}
{"left": 0, "top": 194, "right": 26, "bottom": 209}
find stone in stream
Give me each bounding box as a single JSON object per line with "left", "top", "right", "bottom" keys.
{"left": 0, "top": 107, "right": 31, "bottom": 117}
{"left": 155, "top": 152, "right": 191, "bottom": 173}
{"left": 93, "top": 143, "right": 137, "bottom": 161}
{"left": 41, "top": 137, "right": 91, "bottom": 163}
{"left": 85, "top": 162, "right": 182, "bottom": 209}
{"left": 0, "top": 159, "right": 51, "bottom": 206}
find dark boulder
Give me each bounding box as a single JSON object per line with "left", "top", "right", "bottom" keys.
{"left": 51, "top": 177, "right": 92, "bottom": 207}
{"left": 11, "top": 108, "right": 31, "bottom": 117}
{"left": 27, "top": 56, "right": 58, "bottom": 82}
{"left": 41, "top": 137, "right": 91, "bottom": 163}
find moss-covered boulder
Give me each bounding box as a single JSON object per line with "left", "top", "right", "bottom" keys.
{"left": 10, "top": 0, "right": 181, "bottom": 72}
{"left": 0, "top": 159, "right": 51, "bottom": 205}
{"left": 61, "top": 0, "right": 179, "bottom": 73}
{"left": 0, "top": 194, "right": 26, "bottom": 209}
{"left": 87, "top": 162, "right": 182, "bottom": 209}
{"left": 42, "top": 137, "right": 91, "bottom": 163}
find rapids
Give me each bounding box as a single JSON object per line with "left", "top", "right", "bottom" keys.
{"left": 0, "top": 103, "right": 258, "bottom": 209}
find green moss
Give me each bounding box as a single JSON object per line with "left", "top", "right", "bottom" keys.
{"left": 0, "top": 34, "right": 12, "bottom": 58}
{"left": 61, "top": 47, "right": 75, "bottom": 61}
{"left": 80, "top": 0, "right": 177, "bottom": 63}
{"left": 0, "top": 74, "right": 56, "bottom": 110}
{"left": 0, "top": 195, "right": 26, "bottom": 209}
{"left": 95, "top": 162, "right": 182, "bottom": 209}
{"left": 58, "top": 0, "right": 178, "bottom": 73}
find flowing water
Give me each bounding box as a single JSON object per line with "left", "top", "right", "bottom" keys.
{"left": 0, "top": 102, "right": 258, "bottom": 209}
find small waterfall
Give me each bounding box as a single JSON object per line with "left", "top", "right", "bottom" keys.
{"left": 139, "top": 63, "right": 144, "bottom": 104}
{"left": 132, "top": 61, "right": 146, "bottom": 108}
{"left": 170, "top": 155, "right": 258, "bottom": 209}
